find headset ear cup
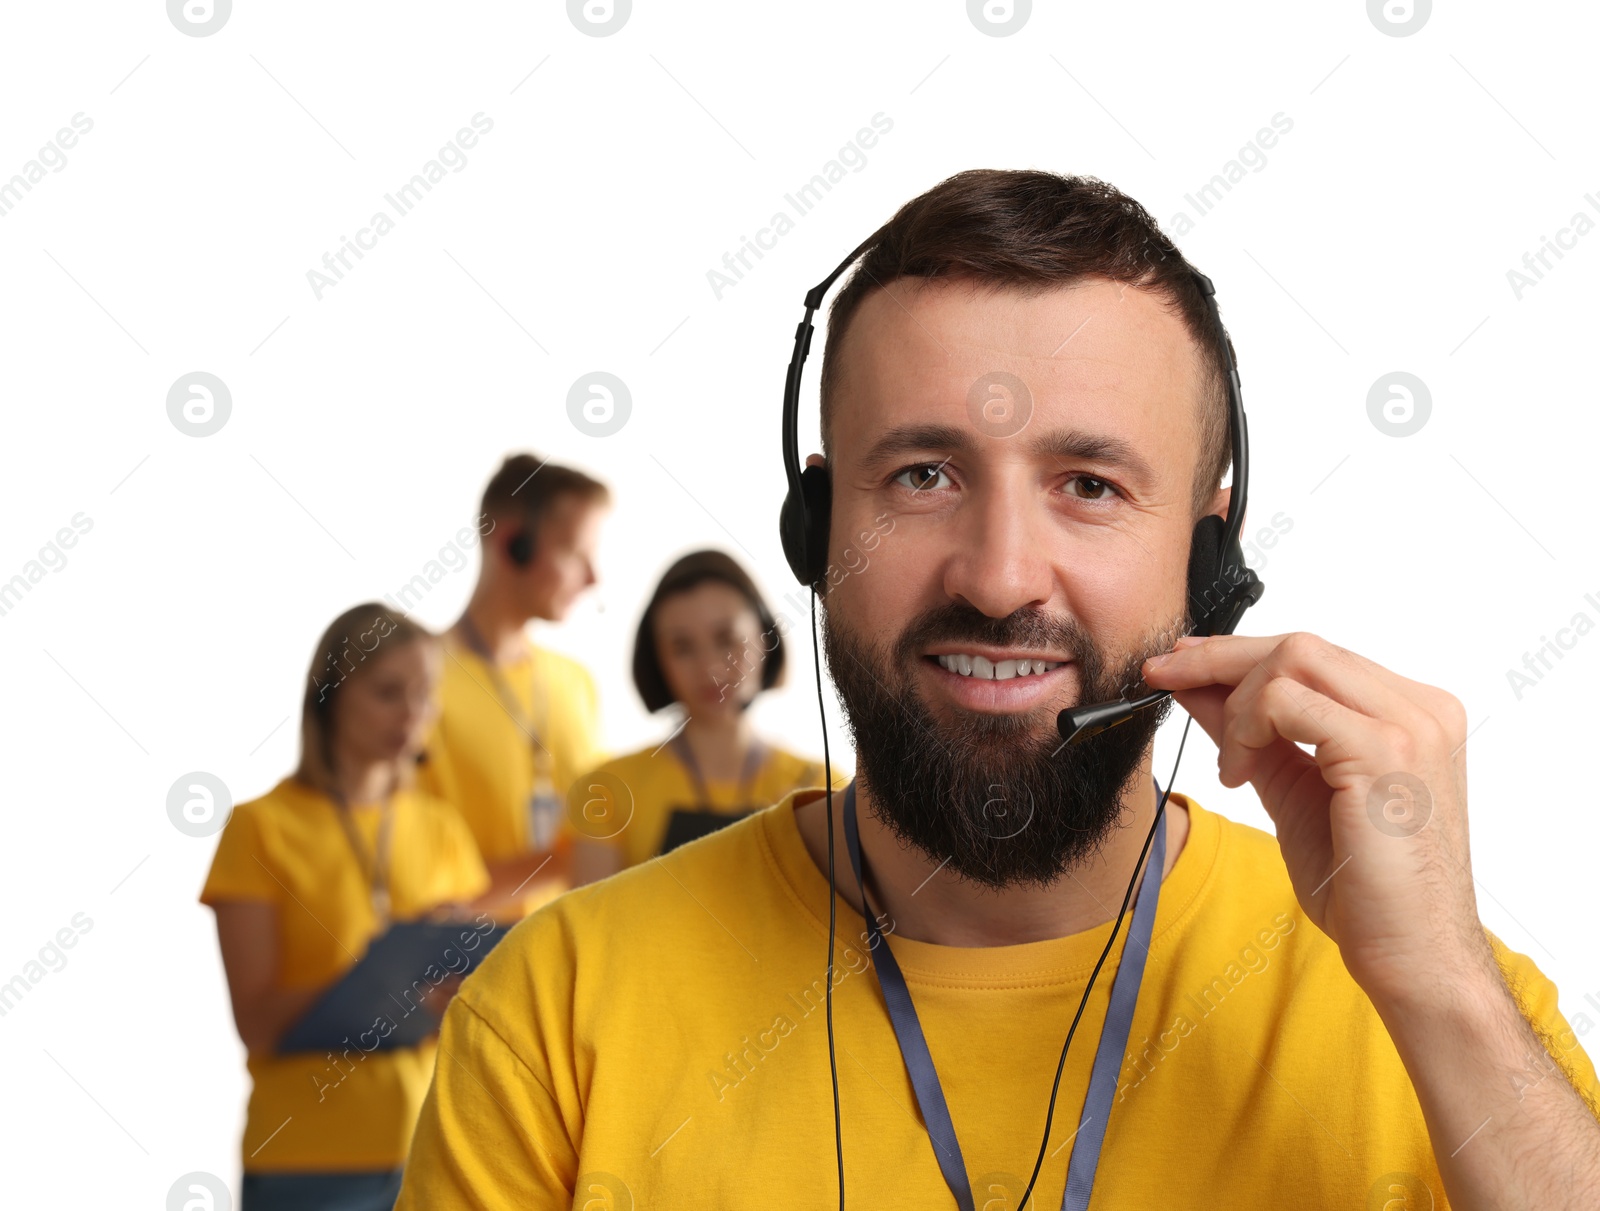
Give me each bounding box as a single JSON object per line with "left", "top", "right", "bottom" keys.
{"left": 800, "top": 465, "right": 832, "bottom": 586}
{"left": 1186, "top": 513, "right": 1264, "bottom": 637}
{"left": 508, "top": 529, "right": 533, "bottom": 567}
{"left": 780, "top": 466, "right": 833, "bottom": 586}
{"left": 1185, "top": 515, "right": 1226, "bottom": 636}
{"left": 779, "top": 489, "right": 810, "bottom": 585}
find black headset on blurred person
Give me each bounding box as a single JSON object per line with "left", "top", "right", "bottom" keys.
{"left": 507, "top": 526, "right": 535, "bottom": 567}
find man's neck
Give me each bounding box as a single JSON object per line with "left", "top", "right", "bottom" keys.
{"left": 459, "top": 589, "right": 532, "bottom": 667}
{"left": 795, "top": 762, "right": 1188, "bottom": 947}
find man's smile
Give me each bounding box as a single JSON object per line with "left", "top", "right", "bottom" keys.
{"left": 919, "top": 647, "right": 1077, "bottom": 714}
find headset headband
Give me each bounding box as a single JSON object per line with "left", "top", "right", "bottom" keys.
{"left": 781, "top": 228, "right": 885, "bottom": 507}
{"left": 780, "top": 241, "right": 1253, "bottom": 588}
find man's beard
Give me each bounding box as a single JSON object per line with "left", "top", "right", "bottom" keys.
{"left": 821, "top": 599, "right": 1184, "bottom": 891}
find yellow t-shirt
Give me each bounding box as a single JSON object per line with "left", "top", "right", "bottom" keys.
{"left": 200, "top": 776, "right": 489, "bottom": 1173}
{"left": 573, "top": 741, "right": 848, "bottom": 868}
{"left": 417, "top": 633, "right": 603, "bottom": 866}
{"left": 396, "top": 788, "right": 1600, "bottom": 1207}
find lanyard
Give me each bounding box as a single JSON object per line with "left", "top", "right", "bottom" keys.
{"left": 841, "top": 778, "right": 1167, "bottom": 1211}
{"left": 455, "top": 617, "right": 569, "bottom": 851}
{"left": 669, "top": 734, "right": 766, "bottom": 809}
{"left": 330, "top": 794, "right": 394, "bottom": 926}
{"left": 454, "top": 617, "right": 554, "bottom": 782}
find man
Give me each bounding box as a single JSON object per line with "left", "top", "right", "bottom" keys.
{"left": 417, "top": 453, "right": 609, "bottom": 917}
{"left": 398, "top": 173, "right": 1600, "bottom": 1206}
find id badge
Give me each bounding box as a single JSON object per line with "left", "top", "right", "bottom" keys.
{"left": 370, "top": 886, "right": 391, "bottom": 930}
{"left": 527, "top": 784, "right": 564, "bottom": 852}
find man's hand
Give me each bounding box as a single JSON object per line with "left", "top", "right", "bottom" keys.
{"left": 1141, "top": 630, "right": 1483, "bottom": 1006}
{"left": 1141, "top": 631, "right": 1600, "bottom": 1210}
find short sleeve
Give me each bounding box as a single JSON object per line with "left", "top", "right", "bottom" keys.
{"left": 394, "top": 994, "right": 577, "bottom": 1207}
{"left": 1487, "top": 928, "right": 1600, "bottom": 1119}
{"left": 199, "top": 805, "right": 281, "bottom": 906}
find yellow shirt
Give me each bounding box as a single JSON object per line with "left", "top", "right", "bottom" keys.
{"left": 575, "top": 741, "right": 847, "bottom": 868}
{"left": 418, "top": 633, "right": 603, "bottom": 870}
{"left": 397, "top": 788, "right": 1600, "bottom": 1207}
{"left": 200, "top": 776, "right": 489, "bottom": 1173}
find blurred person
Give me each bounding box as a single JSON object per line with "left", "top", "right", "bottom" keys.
{"left": 201, "top": 603, "right": 488, "bottom": 1211}
{"left": 569, "top": 549, "right": 845, "bottom": 885}
{"left": 417, "top": 453, "right": 610, "bottom": 917}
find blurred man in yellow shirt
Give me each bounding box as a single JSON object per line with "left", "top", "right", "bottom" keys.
{"left": 417, "top": 453, "right": 609, "bottom": 918}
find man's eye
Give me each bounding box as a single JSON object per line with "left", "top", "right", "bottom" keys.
{"left": 1066, "top": 475, "right": 1119, "bottom": 501}
{"left": 894, "top": 464, "right": 951, "bottom": 493}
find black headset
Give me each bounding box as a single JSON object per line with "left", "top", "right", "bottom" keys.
{"left": 779, "top": 229, "right": 1266, "bottom": 1208}
{"left": 506, "top": 527, "right": 535, "bottom": 567}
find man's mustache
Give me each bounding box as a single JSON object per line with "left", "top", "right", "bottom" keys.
{"left": 893, "top": 603, "right": 1090, "bottom": 663}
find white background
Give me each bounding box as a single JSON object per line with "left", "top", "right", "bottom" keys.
{"left": 2, "top": 1, "right": 1597, "bottom": 1203}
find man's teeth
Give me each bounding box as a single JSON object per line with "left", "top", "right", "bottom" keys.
{"left": 936, "top": 654, "right": 1064, "bottom": 680}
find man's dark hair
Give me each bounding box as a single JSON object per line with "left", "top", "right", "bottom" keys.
{"left": 479, "top": 453, "right": 610, "bottom": 538}
{"left": 819, "top": 169, "right": 1234, "bottom": 522}
{"left": 632, "top": 549, "right": 785, "bottom": 713}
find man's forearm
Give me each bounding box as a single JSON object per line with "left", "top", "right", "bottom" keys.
{"left": 1372, "top": 947, "right": 1600, "bottom": 1210}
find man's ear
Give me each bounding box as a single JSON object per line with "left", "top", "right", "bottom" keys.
{"left": 805, "top": 453, "right": 826, "bottom": 470}
{"left": 1206, "top": 483, "right": 1233, "bottom": 525}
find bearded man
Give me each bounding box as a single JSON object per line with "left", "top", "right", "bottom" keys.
{"left": 397, "top": 169, "right": 1600, "bottom": 1210}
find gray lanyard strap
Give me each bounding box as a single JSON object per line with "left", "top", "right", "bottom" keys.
{"left": 1059, "top": 779, "right": 1166, "bottom": 1211}
{"left": 669, "top": 734, "right": 765, "bottom": 809}
{"left": 454, "top": 618, "right": 550, "bottom": 767}
{"left": 840, "top": 778, "right": 1166, "bottom": 1211}
{"left": 330, "top": 792, "right": 395, "bottom": 925}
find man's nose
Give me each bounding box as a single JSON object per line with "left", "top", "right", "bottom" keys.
{"left": 940, "top": 482, "right": 1055, "bottom": 618}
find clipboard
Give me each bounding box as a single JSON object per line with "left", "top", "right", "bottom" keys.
{"left": 276, "top": 918, "right": 509, "bottom": 1054}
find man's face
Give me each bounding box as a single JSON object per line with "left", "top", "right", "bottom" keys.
{"left": 517, "top": 495, "right": 606, "bottom": 622}
{"left": 820, "top": 275, "right": 1226, "bottom": 889}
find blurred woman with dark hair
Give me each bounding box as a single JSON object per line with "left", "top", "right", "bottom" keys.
{"left": 569, "top": 550, "right": 845, "bottom": 885}
{"left": 200, "top": 603, "right": 488, "bottom": 1210}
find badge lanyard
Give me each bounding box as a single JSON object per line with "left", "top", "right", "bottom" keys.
{"left": 841, "top": 778, "right": 1166, "bottom": 1211}
{"left": 455, "top": 617, "right": 563, "bottom": 851}
{"left": 669, "top": 733, "right": 767, "bottom": 809}
{"left": 331, "top": 793, "right": 395, "bottom": 929}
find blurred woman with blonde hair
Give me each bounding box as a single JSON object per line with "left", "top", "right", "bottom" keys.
{"left": 199, "top": 603, "right": 488, "bottom": 1210}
